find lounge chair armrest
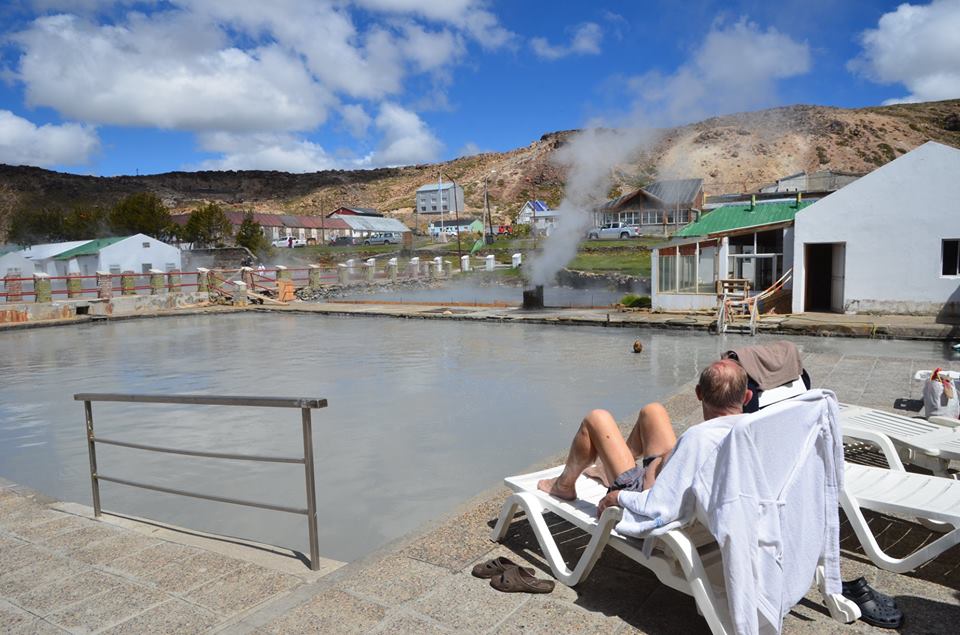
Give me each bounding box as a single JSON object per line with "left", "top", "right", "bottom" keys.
{"left": 842, "top": 425, "right": 905, "bottom": 471}
{"left": 928, "top": 415, "right": 960, "bottom": 429}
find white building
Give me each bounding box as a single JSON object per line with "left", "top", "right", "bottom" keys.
{"left": 415, "top": 182, "right": 465, "bottom": 215}
{"left": 0, "top": 234, "right": 181, "bottom": 277}
{"left": 516, "top": 200, "right": 560, "bottom": 234}
{"left": 792, "top": 141, "right": 960, "bottom": 315}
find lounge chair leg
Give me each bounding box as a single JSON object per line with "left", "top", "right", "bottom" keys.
{"left": 816, "top": 566, "right": 860, "bottom": 624}
{"left": 491, "top": 497, "right": 521, "bottom": 542}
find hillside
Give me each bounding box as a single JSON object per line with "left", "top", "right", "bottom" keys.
{"left": 1, "top": 99, "right": 958, "bottom": 235}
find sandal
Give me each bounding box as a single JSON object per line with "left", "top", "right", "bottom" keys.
{"left": 471, "top": 557, "right": 535, "bottom": 579}
{"left": 489, "top": 565, "right": 555, "bottom": 594}
{"left": 842, "top": 577, "right": 903, "bottom": 628}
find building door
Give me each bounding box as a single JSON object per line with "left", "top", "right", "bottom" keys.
{"left": 803, "top": 243, "right": 845, "bottom": 312}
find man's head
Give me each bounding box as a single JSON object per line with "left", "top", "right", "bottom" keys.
{"left": 696, "top": 359, "right": 751, "bottom": 417}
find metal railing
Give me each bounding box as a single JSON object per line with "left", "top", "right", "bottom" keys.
{"left": 74, "top": 392, "right": 327, "bottom": 570}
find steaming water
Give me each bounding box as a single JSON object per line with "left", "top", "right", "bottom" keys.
{"left": 0, "top": 314, "right": 953, "bottom": 562}
{"left": 335, "top": 283, "right": 624, "bottom": 306}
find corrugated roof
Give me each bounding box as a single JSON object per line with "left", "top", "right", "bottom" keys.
{"left": 337, "top": 206, "right": 382, "bottom": 216}
{"left": 336, "top": 215, "right": 410, "bottom": 232}
{"left": 643, "top": 179, "right": 703, "bottom": 205}
{"left": 675, "top": 201, "right": 812, "bottom": 237}
{"left": 53, "top": 236, "right": 126, "bottom": 260}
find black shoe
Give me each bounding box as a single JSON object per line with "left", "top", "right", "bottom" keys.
{"left": 842, "top": 577, "right": 903, "bottom": 629}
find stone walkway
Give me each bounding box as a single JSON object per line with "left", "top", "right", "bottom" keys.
{"left": 2, "top": 350, "right": 959, "bottom": 634}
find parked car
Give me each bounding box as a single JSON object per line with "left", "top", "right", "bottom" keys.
{"left": 363, "top": 232, "right": 400, "bottom": 245}
{"left": 272, "top": 236, "right": 306, "bottom": 247}
{"left": 328, "top": 236, "right": 357, "bottom": 246}
{"left": 586, "top": 222, "right": 639, "bottom": 240}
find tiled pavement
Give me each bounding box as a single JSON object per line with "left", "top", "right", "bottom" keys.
{"left": 2, "top": 350, "right": 959, "bottom": 634}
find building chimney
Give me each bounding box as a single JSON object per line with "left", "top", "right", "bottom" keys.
{"left": 795, "top": 191, "right": 802, "bottom": 207}
{"left": 749, "top": 194, "right": 756, "bottom": 210}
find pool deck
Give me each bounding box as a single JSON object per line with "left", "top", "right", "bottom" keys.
{"left": 2, "top": 300, "right": 960, "bottom": 340}
{"left": 2, "top": 350, "right": 959, "bottom": 634}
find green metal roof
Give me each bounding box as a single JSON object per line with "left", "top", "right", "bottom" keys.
{"left": 53, "top": 236, "right": 126, "bottom": 260}
{"left": 675, "top": 201, "right": 812, "bottom": 237}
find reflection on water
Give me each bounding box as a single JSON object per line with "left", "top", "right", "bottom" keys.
{"left": 335, "top": 282, "right": 625, "bottom": 307}
{"left": 0, "top": 314, "right": 953, "bottom": 561}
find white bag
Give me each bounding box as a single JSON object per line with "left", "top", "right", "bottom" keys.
{"left": 923, "top": 376, "right": 959, "bottom": 419}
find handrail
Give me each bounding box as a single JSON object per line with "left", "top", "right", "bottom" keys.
{"left": 74, "top": 392, "right": 326, "bottom": 570}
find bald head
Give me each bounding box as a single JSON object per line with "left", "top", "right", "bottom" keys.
{"left": 697, "top": 359, "right": 748, "bottom": 413}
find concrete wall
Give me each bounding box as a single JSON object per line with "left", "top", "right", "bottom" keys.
{"left": 792, "top": 142, "right": 960, "bottom": 315}
{"left": 0, "top": 292, "right": 210, "bottom": 324}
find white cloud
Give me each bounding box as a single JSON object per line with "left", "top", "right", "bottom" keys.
{"left": 627, "top": 18, "right": 811, "bottom": 125}
{"left": 340, "top": 104, "right": 372, "bottom": 138}
{"left": 531, "top": 22, "right": 602, "bottom": 60}
{"left": 14, "top": 13, "right": 332, "bottom": 132}
{"left": 362, "top": 102, "right": 442, "bottom": 167}
{"left": 0, "top": 110, "right": 99, "bottom": 167}
{"left": 354, "top": 0, "right": 514, "bottom": 48}
{"left": 196, "top": 132, "right": 336, "bottom": 172}
{"left": 849, "top": 0, "right": 960, "bottom": 104}
{"left": 458, "top": 141, "right": 486, "bottom": 157}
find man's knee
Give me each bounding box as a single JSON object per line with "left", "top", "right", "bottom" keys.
{"left": 639, "top": 402, "right": 669, "bottom": 423}
{"left": 582, "top": 408, "right": 615, "bottom": 430}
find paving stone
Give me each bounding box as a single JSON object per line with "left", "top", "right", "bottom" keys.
{"left": 0, "top": 600, "right": 36, "bottom": 634}
{"left": 107, "top": 542, "right": 199, "bottom": 580}
{"left": 46, "top": 579, "right": 167, "bottom": 634}
{"left": 370, "top": 611, "right": 451, "bottom": 635}
{"left": 102, "top": 598, "right": 219, "bottom": 635}
{"left": 10, "top": 569, "right": 122, "bottom": 616}
{"left": 339, "top": 554, "right": 453, "bottom": 607}
{"left": 40, "top": 524, "right": 123, "bottom": 554}
{"left": 258, "top": 589, "right": 387, "bottom": 634}
{"left": 497, "top": 596, "right": 617, "bottom": 634}
{"left": 185, "top": 563, "right": 300, "bottom": 616}
{"left": 151, "top": 550, "right": 246, "bottom": 594}
{"left": 401, "top": 497, "right": 508, "bottom": 571}
{"left": 0, "top": 533, "right": 25, "bottom": 551}
{"left": 0, "top": 542, "right": 49, "bottom": 574}
{"left": 8, "top": 515, "right": 89, "bottom": 543}
{"left": 0, "top": 551, "right": 84, "bottom": 597}
{"left": 70, "top": 531, "right": 162, "bottom": 566}
{"left": 2, "top": 508, "right": 62, "bottom": 533}
{"left": 411, "top": 572, "right": 527, "bottom": 632}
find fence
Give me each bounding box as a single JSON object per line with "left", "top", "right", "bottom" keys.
{"left": 75, "top": 392, "right": 327, "bottom": 571}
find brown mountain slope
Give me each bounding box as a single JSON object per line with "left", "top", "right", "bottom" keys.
{"left": 1, "top": 100, "right": 958, "bottom": 235}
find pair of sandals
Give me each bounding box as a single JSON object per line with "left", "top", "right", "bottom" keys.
{"left": 471, "top": 556, "right": 555, "bottom": 594}
{"left": 842, "top": 577, "right": 903, "bottom": 629}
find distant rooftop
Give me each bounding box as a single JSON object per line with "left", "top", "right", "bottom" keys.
{"left": 675, "top": 200, "right": 812, "bottom": 237}
{"left": 416, "top": 182, "right": 459, "bottom": 193}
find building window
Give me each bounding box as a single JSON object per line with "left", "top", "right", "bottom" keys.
{"left": 420, "top": 206, "right": 426, "bottom": 211}
{"left": 141, "top": 263, "right": 153, "bottom": 273}
{"left": 432, "top": 206, "right": 437, "bottom": 211}
{"left": 943, "top": 239, "right": 960, "bottom": 276}
{"left": 142, "top": 242, "right": 150, "bottom": 248}
{"left": 642, "top": 210, "right": 660, "bottom": 225}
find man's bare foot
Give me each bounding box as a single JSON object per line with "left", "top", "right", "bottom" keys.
{"left": 537, "top": 477, "right": 577, "bottom": 500}
{"left": 583, "top": 463, "right": 611, "bottom": 487}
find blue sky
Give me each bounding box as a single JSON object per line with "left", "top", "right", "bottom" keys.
{"left": 0, "top": 0, "right": 957, "bottom": 176}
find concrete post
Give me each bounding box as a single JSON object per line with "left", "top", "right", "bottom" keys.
{"left": 460, "top": 255, "right": 470, "bottom": 272}
{"left": 167, "top": 270, "right": 181, "bottom": 294}
{"left": 485, "top": 255, "right": 495, "bottom": 271}
{"left": 33, "top": 272, "right": 51, "bottom": 303}
{"left": 512, "top": 253, "right": 522, "bottom": 268}
{"left": 433, "top": 256, "right": 442, "bottom": 271}
{"left": 196, "top": 268, "right": 210, "bottom": 293}
{"left": 308, "top": 264, "right": 322, "bottom": 290}
{"left": 149, "top": 268, "right": 165, "bottom": 295}
{"left": 4, "top": 269, "right": 23, "bottom": 302}
{"left": 232, "top": 281, "right": 249, "bottom": 306}
{"left": 276, "top": 265, "right": 291, "bottom": 280}
{"left": 346, "top": 259, "right": 356, "bottom": 279}
{"left": 388, "top": 258, "right": 398, "bottom": 281}
{"left": 443, "top": 260, "right": 452, "bottom": 277}
{"left": 420, "top": 259, "right": 430, "bottom": 276}
{"left": 337, "top": 264, "right": 349, "bottom": 284}
{"left": 96, "top": 271, "right": 113, "bottom": 299}
{"left": 365, "top": 258, "right": 375, "bottom": 282}
{"left": 430, "top": 260, "right": 440, "bottom": 279}
{"left": 121, "top": 271, "right": 136, "bottom": 295}
{"left": 66, "top": 274, "right": 82, "bottom": 298}
{"left": 409, "top": 257, "right": 419, "bottom": 278}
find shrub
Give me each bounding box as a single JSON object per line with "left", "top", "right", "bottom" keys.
{"left": 620, "top": 294, "right": 651, "bottom": 308}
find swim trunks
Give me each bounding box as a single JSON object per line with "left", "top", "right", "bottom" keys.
{"left": 607, "top": 456, "right": 658, "bottom": 493}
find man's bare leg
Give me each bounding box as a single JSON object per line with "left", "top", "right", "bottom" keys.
{"left": 537, "top": 409, "right": 636, "bottom": 500}
{"left": 584, "top": 403, "right": 677, "bottom": 490}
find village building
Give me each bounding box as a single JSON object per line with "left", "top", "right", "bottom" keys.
{"left": 759, "top": 169, "right": 863, "bottom": 194}
{"left": 652, "top": 197, "right": 810, "bottom": 311}
{"left": 329, "top": 206, "right": 383, "bottom": 217}
{"left": 596, "top": 178, "right": 704, "bottom": 235}
{"left": 172, "top": 212, "right": 353, "bottom": 245}
{"left": 335, "top": 214, "right": 410, "bottom": 239}
{"left": 0, "top": 234, "right": 181, "bottom": 277}
{"left": 792, "top": 141, "right": 960, "bottom": 315}
{"left": 415, "top": 182, "right": 465, "bottom": 215}
{"left": 516, "top": 200, "right": 560, "bottom": 235}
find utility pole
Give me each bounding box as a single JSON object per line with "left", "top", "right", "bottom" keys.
{"left": 484, "top": 178, "right": 493, "bottom": 243}
{"left": 441, "top": 172, "right": 462, "bottom": 259}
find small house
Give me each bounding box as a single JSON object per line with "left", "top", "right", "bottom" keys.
{"left": 516, "top": 200, "right": 560, "bottom": 235}
{"left": 596, "top": 179, "right": 704, "bottom": 235}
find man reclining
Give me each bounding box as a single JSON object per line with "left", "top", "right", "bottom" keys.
{"left": 538, "top": 358, "right": 749, "bottom": 514}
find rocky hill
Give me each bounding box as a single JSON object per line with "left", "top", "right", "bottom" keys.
{"left": 1, "top": 99, "right": 958, "bottom": 234}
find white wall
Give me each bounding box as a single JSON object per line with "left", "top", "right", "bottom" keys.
{"left": 792, "top": 142, "right": 960, "bottom": 315}
{"left": 98, "top": 234, "right": 182, "bottom": 273}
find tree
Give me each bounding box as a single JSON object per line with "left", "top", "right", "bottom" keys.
{"left": 62, "top": 205, "right": 108, "bottom": 241}
{"left": 109, "top": 192, "right": 174, "bottom": 239}
{"left": 182, "top": 202, "right": 233, "bottom": 248}
{"left": 235, "top": 211, "right": 269, "bottom": 254}
{"left": 0, "top": 184, "right": 18, "bottom": 243}
{"left": 7, "top": 207, "right": 64, "bottom": 246}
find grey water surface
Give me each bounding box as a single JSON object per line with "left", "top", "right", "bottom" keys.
{"left": 0, "top": 313, "right": 954, "bottom": 561}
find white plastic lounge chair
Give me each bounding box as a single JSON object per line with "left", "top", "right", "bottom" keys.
{"left": 491, "top": 399, "right": 859, "bottom": 635}
{"left": 839, "top": 404, "right": 960, "bottom": 477}
{"left": 839, "top": 425, "right": 960, "bottom": 573}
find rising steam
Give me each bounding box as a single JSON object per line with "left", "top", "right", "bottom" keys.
{"left": 526, "top": 126, "right": 659, "bottom": 286}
